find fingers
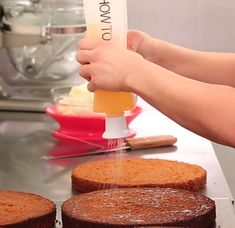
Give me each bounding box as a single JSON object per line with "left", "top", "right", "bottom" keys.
{"left": 87, "top": 82, "right": 96, "bottom": 92}
{"left": 76, "top": 50, "right": 91, "bottom": 64}
{"left": 76, "top": 38, "right": 107, "bottom": 93}
{"left": 76, "top": 39, "right": 97, "bottom": 64}
{"left": 77, "top": 38, "right": 103, "bottom": 64}
{"left": 79, "top": 64, "right": 96, "bottom": 92}
{"left": 79, "top": 38, "right": 100, "bottom": 50}
{"left": 79, "top": 64, "right": 91, "bottom": 81}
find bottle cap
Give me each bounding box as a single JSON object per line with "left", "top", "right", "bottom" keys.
{"left": 103, "top": 116, "right": 132, "bottom": 139}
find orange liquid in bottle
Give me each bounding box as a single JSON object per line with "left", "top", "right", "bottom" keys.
{"left": 94, "top": 90, "right": 136, "bottom": 117}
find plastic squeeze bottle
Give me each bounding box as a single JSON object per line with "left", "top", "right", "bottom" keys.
{"left": 82, "top": 0, "right": 136, "bottom": 139}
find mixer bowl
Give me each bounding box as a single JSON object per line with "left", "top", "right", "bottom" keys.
{"left": 1, "top": 0, "right": 86, "bottom": 82}
{"left": 46, "top": 105, "right": 142, "bottom": 145}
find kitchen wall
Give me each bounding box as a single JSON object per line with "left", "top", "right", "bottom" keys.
{"left": 128, "top": 0, "right": 235, "bottom": 198}
{"left": 128, "top": 0, "right": 235, "bottom": 51}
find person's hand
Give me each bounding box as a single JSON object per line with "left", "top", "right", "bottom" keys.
{"left": 128, "top": 30, "right": 149, "bottom": 51}
{"left": 127, "top": 30, "right": 156, "bottom": 62}
{"left": 76, "top": 38, "right": 144, "bottom": 92}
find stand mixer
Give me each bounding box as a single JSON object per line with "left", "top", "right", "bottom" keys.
{"left": 0, "top": 0, "right": 86, "bottom": 111}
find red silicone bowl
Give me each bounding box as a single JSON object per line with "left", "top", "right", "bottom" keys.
{"left": 46, "top": 105, "right": 142, "bottom": 145}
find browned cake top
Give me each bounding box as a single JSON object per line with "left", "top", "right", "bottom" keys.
{"left": 62, "top": 188, "right": 215, "bottom": 227}
{"left": 72, "top": 158, "right": 206, "bottom": 191}
{"left": 0, "top": 190, "right": 56, "bottom": 226}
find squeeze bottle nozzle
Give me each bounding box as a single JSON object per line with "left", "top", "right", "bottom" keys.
{"left": 103, "top": 116, "right": 132, "bottom": 139}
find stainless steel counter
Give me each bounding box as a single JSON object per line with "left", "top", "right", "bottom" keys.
{"left": 0, "top": 98, "right": 235, "bottom": 227}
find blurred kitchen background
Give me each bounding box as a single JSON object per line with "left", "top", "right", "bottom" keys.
{"left": 0, "top": 0, "right": 235, "bottom": 197}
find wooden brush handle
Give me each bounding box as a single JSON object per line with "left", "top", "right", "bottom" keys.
{"left": 125, "top": 135, "right": 177, "bottom": 150}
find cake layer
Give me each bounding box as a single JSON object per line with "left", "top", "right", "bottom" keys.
{"left": 72, "top": 158, "right": 207, "bottom": 193}
{"left": 62, "top": 187, "right": 216, "bottom": 228}
{"left": 0, "top": 190, "right": 56, "bottom": 227}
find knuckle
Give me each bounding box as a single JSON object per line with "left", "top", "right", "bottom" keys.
{"left": 92, "top": 48, "right": 103, "bottom": 62}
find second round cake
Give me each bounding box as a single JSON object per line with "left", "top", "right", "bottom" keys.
{"left": 72, "top": 157, "right": 207, "bottom": 193}
{"left": 62, "top": 187, "right": 216, "bottom": 228}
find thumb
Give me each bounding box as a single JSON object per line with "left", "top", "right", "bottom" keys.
{"left": 127, "top": 30, "right": 146, "bottom": 52}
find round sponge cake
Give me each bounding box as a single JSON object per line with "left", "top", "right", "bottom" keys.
{"left": 72, "top": 158, "right": 207, "bottom": 193}
{"left": 0, "top": 190, "right": 56, "bottom": 227}
{"left": 62, "top": 187, "right": 216, "bottom": 228}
